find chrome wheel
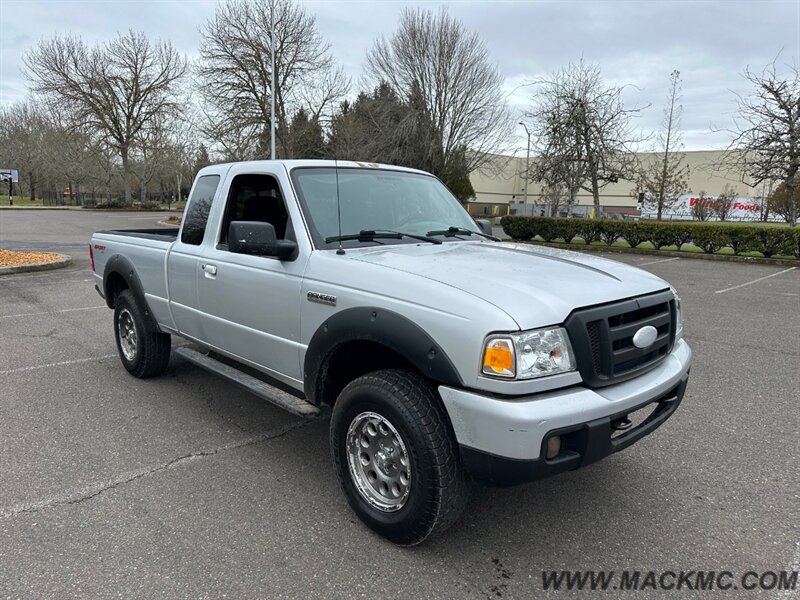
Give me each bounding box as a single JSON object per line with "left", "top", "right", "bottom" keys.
{"left": 346, "top": 411, "right": 411, "bottom": 512}
{"left": 117, "top": 308, "right": 137, "bottom": 361}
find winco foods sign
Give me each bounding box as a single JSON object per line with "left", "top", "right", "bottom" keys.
{"left": 641, "top": 194, "right": 782, "bottom": 222}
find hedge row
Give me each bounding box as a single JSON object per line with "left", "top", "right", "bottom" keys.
{"left": 499, "top": 216, "right": 800, "bottom": 259}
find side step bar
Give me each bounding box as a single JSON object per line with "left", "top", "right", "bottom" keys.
{"left": 174, "top": 347, "right": 320, "bottom": 417}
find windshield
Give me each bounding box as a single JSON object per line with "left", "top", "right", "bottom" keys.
{"left": 290, "top": 167, "right": 480, "bottom": 248}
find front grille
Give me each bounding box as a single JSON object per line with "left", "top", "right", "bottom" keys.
{"left": 564, "top": 290, "right": 676, "bottom": 388}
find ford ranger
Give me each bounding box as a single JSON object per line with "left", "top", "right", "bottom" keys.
{"left": 90, "top": 160, "right": 691, "bottom": 545}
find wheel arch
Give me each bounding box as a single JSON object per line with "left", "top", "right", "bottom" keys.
{"left": 102, "top": 254, "right": 159, "bottom": 330}
{"left": 303, "top": 307, "right": 463, "bottom": 405}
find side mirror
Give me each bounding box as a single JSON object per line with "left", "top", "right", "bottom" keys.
{"left": 228, "top": 221, "right": 296, "bottom": 260}
{"left": 475, "top": 219, "right": 493, "bottom": 237}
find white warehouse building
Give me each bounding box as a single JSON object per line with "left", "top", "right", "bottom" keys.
{"left": 466, "top": 150, "right": 767, "bottom": 218}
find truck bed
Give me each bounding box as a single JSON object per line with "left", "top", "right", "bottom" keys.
{"left": 95, "top": 228, "right": 180, "bottom": 242}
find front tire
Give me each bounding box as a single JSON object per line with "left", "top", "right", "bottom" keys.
{"left": 113, "top": 289, "right": 171, "bottom": 378}
{"left": 330, "top": 369, "right": 468, "bottom": 545}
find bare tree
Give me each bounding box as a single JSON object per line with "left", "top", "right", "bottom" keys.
{"left": 0, "top": 101, "right": 47, "bottom": 200}
{"left": 767, "top": 180, "right": 799, "bottom": 223}
{"left": 635, "top": 71, "right": 690, "bottom": 219}
{"left": 198, "top": 0, "right": 348, "bottom": 159}
{"left": 541, "top": 178, "right": 569, "bottom": 217}
{"left": 722, "top": 59, "right": 799, "bottom": 227}
{"left": 691, "top": 191, "right": 712, "bottom": 221}
{"left": 526, "top": 59, "right": 645, "bottom": 214}
{"left": 714, "top": 183, "right": 737, "bottom": 221}
{"left": 24, "top": 31, "right": 187, "bottom": 204}
{"left": 365, "top": 7, "right": 512, "bottom": 177}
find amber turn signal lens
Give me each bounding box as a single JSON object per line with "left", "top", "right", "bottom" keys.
{"left": 482, "top": 339, "right": 515, "bottom": 377}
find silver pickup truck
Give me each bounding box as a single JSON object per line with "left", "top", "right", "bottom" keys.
{"left": 90, "top": 160, "right": 692, "bottom": 545}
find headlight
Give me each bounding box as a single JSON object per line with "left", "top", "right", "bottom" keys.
{"left": 482, "top": 326, "right": 576, "bottom": 380}
{"left": 670, "top": 285, "right": 684, "bottom": 340}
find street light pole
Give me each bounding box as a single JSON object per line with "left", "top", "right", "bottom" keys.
{"left": 270, "top": 3, "right": 276, "bottom": 161}
{"left": 519, "top": 121, "right": 530, "bottom": 205}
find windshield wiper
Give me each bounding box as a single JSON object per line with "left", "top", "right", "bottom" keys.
{"left": 426, "top": 226, "right": 500, "bottom": 241}
{"left": 325, "top": 229, "right": 442, "bottom": 245}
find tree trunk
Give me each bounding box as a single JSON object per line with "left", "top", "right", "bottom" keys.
{"left": 121, "top": 146, "right": 132, "bottom": 205}
{"left": 590, "top": 169, "right": 601, "bottom": 216}
{"left": 29, "top": 171, "right": 36, "bottom": 202}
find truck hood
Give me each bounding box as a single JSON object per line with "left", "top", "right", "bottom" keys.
{"left": 350, "top": 241, "right": 670, "bottom": 330}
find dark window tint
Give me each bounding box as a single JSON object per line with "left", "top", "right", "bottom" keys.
{"left": 181, "top": 175, "right": 220, "bottom": 245}
{"left": 219, "top": 174, "right": 289, "bottom": 245}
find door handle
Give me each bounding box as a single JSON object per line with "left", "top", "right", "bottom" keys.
{"left": 202, "top": 263, "right": 217, "bottom": 278}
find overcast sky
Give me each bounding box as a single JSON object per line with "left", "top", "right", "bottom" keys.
{"left": 1, "top": 0, "right": 798, "bottom": 154}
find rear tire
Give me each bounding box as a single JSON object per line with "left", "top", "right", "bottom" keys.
{"left": 330, "top": 369, "right": 468, "bottom": 545}
{"left": 113, "top": 289, "right": 171, "bottom": 378}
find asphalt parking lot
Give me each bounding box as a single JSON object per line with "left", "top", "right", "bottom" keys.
{"left": 1, "top": 210, "right": 798, "bottom": 598}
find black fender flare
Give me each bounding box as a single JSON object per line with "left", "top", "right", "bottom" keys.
{"left": 102, "top": 254, "right": 159, "bottom": 329}
{"left": 303, "top": 307, "right": 463, "bottom": 402}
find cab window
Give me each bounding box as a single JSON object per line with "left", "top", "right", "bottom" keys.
{"left": 218, "top": 173, "right": 291, "bottom": 247}
{"left": 181, "top": 175, "right": 220, "bottom": 245}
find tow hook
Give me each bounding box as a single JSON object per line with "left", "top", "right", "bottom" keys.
{"left": 611, "top": 417, "right": 633, "bottom": 431}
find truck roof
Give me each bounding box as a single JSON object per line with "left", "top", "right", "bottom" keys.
{"left": 197, "top": 159, "right": 431, "bottom": 177}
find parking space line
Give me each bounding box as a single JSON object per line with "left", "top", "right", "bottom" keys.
{"left": 714, "top": 266, "right": 797, "bottom": 294}
{"left": 0, "top": 305, "right": 106, "bottom": 319}
{"left": 637, "top": 257, "right": 680, "bottom": 266}
{"left": 0, "top": 354, "right": 117, "bottom": 375}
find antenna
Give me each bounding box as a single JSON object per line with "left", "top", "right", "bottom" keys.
{"left": 335, "top": 159, "right": 345, "bottom": 255}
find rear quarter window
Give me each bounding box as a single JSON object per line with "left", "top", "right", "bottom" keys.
{"left": 181, "top": 175, "right": 220, "bottom": 245}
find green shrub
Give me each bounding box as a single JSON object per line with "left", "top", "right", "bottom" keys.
{"left": 600, "top": 220, "right": 626, "bottom": 246}
{"left": 576, "top": 219, "right": 603, "bottom": 244}
{"left": 691, "top": 225, "right": 730, "bottom": 254}
{"left": 536, "top": 217, "right": 561, "bottom": 242}
{"left": 636, "top": 222, "right": 693, "bottom": 250}
{"left": 638, "top": 222, "right": 673, "bottom": 249}
{"left": 500, "top": 216, "right": 533, "bottom": 241}
{"left": 619, "top": 221, "right": 647, "bottom": 248}
{"left": 95, "top": 199, "right": 126, "bottom": 209}
{"left": 670, "top": 224, "right": 695, "bottom": 250}
{"left": 558, "top": 219, "right": 583, "bottom": 244}
{"left": 499, "top": 216, "right": 798, "bottom": 260}
{"left": 750, "top": 228, "right": 796, "bottom": 257}
{"left": 726, "top": 226, "right": 759, "bottom": 255}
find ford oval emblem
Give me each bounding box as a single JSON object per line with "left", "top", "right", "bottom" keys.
{"left": 632, "top": 325, "right": 658, "bottom": 349}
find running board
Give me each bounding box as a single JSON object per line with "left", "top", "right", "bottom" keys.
{"left": 174, "top": 347, "right": 320, "bottom": 417}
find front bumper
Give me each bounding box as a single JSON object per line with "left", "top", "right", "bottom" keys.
{"left": 438, "top": 338, "right": 691, "bottom": 485}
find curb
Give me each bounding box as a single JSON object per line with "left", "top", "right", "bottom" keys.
{"left": 0, "top": 207, "right": 183, "bottom": 212}
{"left": 0, "top": 255, "right": 73, "bottom": 276}
{"left": 519, "top": 241, "right": 798, "bottom": 266}
{"left": 0, "top": 206, "right": 77, "bottom": 210}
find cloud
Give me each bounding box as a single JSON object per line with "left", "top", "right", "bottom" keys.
{"left": 1, "top": 0, "right": 796, "bottom": 151}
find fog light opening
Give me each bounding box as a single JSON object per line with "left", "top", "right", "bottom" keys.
{"left": 545, "top": 435, "right": 561, "bottom": 460}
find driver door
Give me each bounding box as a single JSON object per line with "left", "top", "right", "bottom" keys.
{"left": 196, "top": 165, "right": 308, "bottom": 385}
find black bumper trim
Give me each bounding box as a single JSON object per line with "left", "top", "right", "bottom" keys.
{"left": 460, "top": 374, "right": 689, "bottom": 486}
